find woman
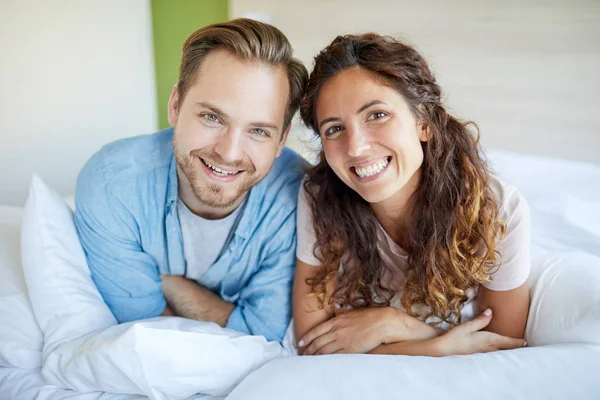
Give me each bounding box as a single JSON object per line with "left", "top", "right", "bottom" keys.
{"left": 293, "top": 34, "right": 530, "bottom": 356}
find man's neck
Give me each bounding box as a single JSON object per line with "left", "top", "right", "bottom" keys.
{"left": 177, "top": 169, "right": 246, "bottom": 220}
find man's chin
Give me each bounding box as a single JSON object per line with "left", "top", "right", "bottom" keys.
{"left": 193, "top": 186, "right": 247, "bottom": 210}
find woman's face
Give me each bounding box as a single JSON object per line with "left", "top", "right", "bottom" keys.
{"left": 315, "top": 67, "right": 428, "bottom": 205}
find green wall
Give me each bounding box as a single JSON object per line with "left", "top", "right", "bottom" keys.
{"left": 151, "top": 0, "right": 228, "bottom": 129}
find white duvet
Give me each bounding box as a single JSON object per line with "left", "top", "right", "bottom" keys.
{"left": 1, "top": 149, "right": 599, "bottom": 400}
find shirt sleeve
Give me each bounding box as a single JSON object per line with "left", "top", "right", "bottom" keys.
{"left": 226, "top": 210, "right": 296, "bottom": 343}
{"left": 295, "top": 182, "right": 322, "bottom": 266}
{"left": 483, "top": 184, "right": 532, "bottom": 291}
{"left": 74, "top": 154, "right": 166, "bottom": 323}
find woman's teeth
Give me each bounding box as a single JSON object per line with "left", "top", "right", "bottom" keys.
{"left": 354, "top": 158, "right": 388, "bottom": 178}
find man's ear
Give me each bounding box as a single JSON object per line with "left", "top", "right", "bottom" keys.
{"left": 276, "top": 124, "right": 291, "bottom": 158}
{"left": 167, "top": 84, "right": 180, "bottom": 127}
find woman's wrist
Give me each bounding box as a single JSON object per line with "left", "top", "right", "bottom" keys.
{"left": 380, "top": 307, "right": 401, "bottom": 344}
{"left": 382, "top": 307, "right": 442, "bottom": 343}
{"left": 369, "top": 336, "right": 445, "bottom": 357}
{"left": 428, "top": 334, "right": 448, "bottom": 357}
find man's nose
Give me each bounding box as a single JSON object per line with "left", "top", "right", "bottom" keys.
{"left": 213, "top": 128, "right": 243, "bottom": 163}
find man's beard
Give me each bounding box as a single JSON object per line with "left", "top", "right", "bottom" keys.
{"left": 174, "top": 143, "right": 258, "bottom": 209}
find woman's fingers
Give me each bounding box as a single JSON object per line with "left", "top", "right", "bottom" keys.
{"left": 493, "top": 333, "right": 527, "bottom": 350}
{"left": 298, "top": 320, "right": 334, "bottom": 349}
{"left": 314, "top": 341, "right": 343, "bottom": 355}
{"left": 303, "top": 332, "right": 337, "bottom": 355}
{"left": 459, "top": 308, "right": 493, "bottom": 333}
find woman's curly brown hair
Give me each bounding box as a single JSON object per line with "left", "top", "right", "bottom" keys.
{"left": 299, "top": 34, "right": 505, "bottom": 326}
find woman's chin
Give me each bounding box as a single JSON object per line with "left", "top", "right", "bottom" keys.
{"left": 356, "top": 189, "right": 390, "bottom": 205}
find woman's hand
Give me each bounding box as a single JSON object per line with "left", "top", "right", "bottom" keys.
{"left": 298, "top": 307, "right": 440, "bottom": 355}
{"left": 435, "top": 309, "right": 527, "bottom": 356}
{"left": 299, "top": 307, "right": 393, "bottom": 355}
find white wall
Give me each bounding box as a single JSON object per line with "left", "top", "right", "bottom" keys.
{"left": 232, "top": 0, "right": 600, "bottom": 165}
{"left": 0, "top": 0, "right": 157, "bottom": 206}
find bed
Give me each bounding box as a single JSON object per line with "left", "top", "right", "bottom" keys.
{"left": 1, "top": 149, "right": 599, "bottom": 400}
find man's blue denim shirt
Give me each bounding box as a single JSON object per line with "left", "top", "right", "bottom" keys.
{"left": 74, "top": 128, "right": 305, "bottom": 342}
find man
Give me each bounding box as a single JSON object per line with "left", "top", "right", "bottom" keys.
{"left": 74, "top": 19, "right": 308, "bottom": 342}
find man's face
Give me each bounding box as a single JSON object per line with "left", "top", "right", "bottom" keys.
{"left": 169, "top": 49, "right": 290, "bottom": 216}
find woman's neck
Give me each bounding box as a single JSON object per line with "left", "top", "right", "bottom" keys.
{"left": 370, "top": 170, "right": 421, "bottom": 249}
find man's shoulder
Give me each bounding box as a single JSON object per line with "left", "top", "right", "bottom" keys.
{"left": 239, "top": 147, "right": 307, "bottom": 237}
{"left": 75, "top": 128, "right": 174, "bottom": 214}
{"left": 78, "top": 128, "right": 173, "bottom": 188}
{"left": 256, "top": 147, "right": 307, "bottom": 205}
{"left": 88, "top": 128, "right": 173, "bottom": 176}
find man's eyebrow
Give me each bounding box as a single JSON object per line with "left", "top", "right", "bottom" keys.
{"left": 195, "top": 102, "right": 230, "bottom": 119}
{"left": 195, "top": 102, "right": 280, "bottom": 131}
{"left": 250, "top": 121, "right": 280, "bottom": 131}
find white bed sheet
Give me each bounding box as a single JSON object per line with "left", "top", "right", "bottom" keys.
{"left": 0, "top": 365, "right": 230, "bottom": 400}
{"left": 0, "top": 205, "right": 43, "bottom": 370}
{"left": 488, "top": 150, "right": 600, "bottom": 257}
{"left": 0, "top": 366, "right": 45, "bottom": 400}
{"left": 0, "top": 366, "right": 149, "bottom": 400}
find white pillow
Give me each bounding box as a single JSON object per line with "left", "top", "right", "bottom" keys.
{"left": 21, "top": 175, "right": 287, "bottom": 398}
{"left": 21, "top": 175, "right": 118, "bottom": 358}
{"left": 0, "top": 205, "right": 43, "bottom": 369}
{"left": 525, "top": 252, "right": 600, "bottom": 346}
{"left": 226, "top": 344, "right": 600, "bottom": 400}
{"left": 43, "top": 317, "right": 286, "bottom": 398}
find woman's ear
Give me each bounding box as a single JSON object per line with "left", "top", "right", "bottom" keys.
{"left": 416, "top": 104, "right": 433, "bottom": 142}
{"left": 419, "top": 122, "right": 432, "bottom": 142}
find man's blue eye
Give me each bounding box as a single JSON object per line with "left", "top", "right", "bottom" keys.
{"left": 204, "top": 114, "right": 218, "bottom": 122}
{"left": 252, "top": 128, "right": 266, "bottom": 136}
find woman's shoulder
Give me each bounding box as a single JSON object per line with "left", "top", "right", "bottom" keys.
{"left": 488, "top": 174, "right": 530, "bottom": 225}
{"left": 482, "top": 176, "right": 531, "bottom": 291}
{"left": 296, "top": 174, "right": 323, "bottom": 266}
{"left": 298, "top": 174, "right": 324, "bottom": 203}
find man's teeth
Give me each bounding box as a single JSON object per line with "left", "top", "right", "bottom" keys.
{"left": 202, "top": 159, "right": 240, "bottom": 176}
{"left": 355, "top": 158, "right": 388, "bottom": 178}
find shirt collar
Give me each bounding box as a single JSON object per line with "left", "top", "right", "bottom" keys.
{"left": 232, "top": 184, "right": 261, "bottom": 240}
{"left": 166, "top": 151, "right": 179, "bottom": 209}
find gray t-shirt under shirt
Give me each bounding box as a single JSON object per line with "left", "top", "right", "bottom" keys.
{"left": 177, "top": 198, "right": 244, "bottom": 281}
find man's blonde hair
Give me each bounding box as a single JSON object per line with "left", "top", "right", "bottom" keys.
{"left": 178, "top": 18, "right": 308, "bottom": 130}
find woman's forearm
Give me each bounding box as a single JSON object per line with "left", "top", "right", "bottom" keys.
{"left": 369, "top": 337, "right": 444, "bottom": 357}
{"left": 383, "top": 307, "right": 442, "bottom": 343}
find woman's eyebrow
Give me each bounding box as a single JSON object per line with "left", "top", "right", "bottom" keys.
{"left": 357, "top": 100, "right": 385, "bottom": 114}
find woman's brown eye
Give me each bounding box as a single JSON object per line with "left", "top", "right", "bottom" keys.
{"left": 324, "top": 125, "right": 342, "bottom": 137}
{"left": 368, "top": 112, "right": 387, "bottom": 120}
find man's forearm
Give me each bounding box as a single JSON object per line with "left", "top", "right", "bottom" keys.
{"left": 161, "top": 275, "right": 235, "bottom": 327}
